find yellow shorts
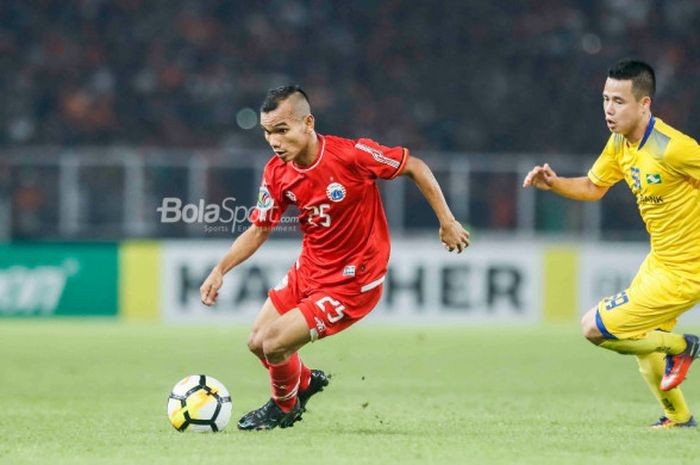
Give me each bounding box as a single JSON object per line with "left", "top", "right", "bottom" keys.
{"left": 595, "top": 255, "right": 700, "bottom": 340}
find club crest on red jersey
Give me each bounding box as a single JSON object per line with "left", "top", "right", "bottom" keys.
{"left": 326, "top": 182, "right": 346, "bottom": 202}
{"left": 285, "top": 190, "right": 297, "bottom": 203}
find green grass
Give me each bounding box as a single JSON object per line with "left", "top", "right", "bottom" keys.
{"left": 1, "top": 321, "right": 699, "bottom": 465}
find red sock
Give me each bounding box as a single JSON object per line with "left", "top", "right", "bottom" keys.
{"left": 268, "top": 352, "right": 301, "bottom": 412}
{"left": 299, "top": 361, "right": 312, "bottom": 392}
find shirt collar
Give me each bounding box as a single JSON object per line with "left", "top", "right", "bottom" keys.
{"left": 637, "top": 116, "right": 656, "bottom": 150}
{"left": 291, "top": 135, "right": 325, "bottom": 173}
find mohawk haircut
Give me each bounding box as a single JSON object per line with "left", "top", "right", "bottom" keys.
{"left": 608, "top": 59, "right": 656, "bottom": 100}
{"left": 260, "top": 85, "right": 310, "bottom": 113}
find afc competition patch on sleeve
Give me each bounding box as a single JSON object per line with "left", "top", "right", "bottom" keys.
{"left": 256, "top": 182, "right": 274, "bottom": 220}
{"left": 257, "top": 183, "right": 273, "bottom": 209}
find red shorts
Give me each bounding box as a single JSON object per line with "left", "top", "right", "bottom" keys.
{"left": 268, "top": 265, "right": 384, "bottom": 341}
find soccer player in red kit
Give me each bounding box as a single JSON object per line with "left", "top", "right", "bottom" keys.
{"left": 200, "top": 86, "right": 470, "bottom": 430}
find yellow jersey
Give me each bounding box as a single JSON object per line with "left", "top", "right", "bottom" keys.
{"left": 588, "top": 117, "right": 700, "bottom": 277}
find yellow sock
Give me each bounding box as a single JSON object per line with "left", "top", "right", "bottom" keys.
{"left": 600, "top": 331, "right": 686, "bottom": 355}
{"left": 637, "top": 352, "right": 692, "bottom": 423}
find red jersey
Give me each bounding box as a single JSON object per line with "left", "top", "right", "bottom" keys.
{"left": 251, "top": 134, "right": 409, "bottom": 293}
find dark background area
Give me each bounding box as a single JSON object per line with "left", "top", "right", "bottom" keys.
{"left": 1, "top": 0, "right": 698, "bottom": 153}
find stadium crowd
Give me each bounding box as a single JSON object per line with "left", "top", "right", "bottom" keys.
{"left": 1, "top": 0, "right": 699, "bottom": 239}
{"left": 1, "top": 0, "right": 699, "bottom": 153}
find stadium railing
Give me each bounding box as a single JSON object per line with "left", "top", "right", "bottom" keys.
{"left": 0, "top": 147, "right": 645, "bottom": 241}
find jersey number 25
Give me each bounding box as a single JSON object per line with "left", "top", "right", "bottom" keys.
{"left": 305, "top": 203, "right": 331, "bottom": 227}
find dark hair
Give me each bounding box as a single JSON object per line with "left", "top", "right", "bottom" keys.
{"left": 260, "top": 85, "right": 310, "bottom": 113}
{"left": 608, "top": 59, "right": 656, "bottom": 99}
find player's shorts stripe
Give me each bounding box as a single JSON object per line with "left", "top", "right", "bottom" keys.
{"left": 360, "top": 276, "right": 385, "bottom": 293}
{"left": 355, "top": 143, "right": 400, "bottom": 169}
{"left": 595, "top": 309, "right": 618, "bottom": 340}
{"left": 309, "top": 328, "right": 319, "bottom": 342}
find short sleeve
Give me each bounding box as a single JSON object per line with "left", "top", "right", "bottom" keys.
{"left": 665, "top": 136, "right": 700, "bottom": 182}
{"left": 353, "top": 138, "right": 409, "bottom": 180}
{"left": 249, "top": 171, "right": 288, "bottom": 229}
{"left": 588, "top": 134, "right": 624, "bottom": 187}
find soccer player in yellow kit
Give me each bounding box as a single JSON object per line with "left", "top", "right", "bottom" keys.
{"left": 523, "top": 59, "right": 700, "bottom": 428}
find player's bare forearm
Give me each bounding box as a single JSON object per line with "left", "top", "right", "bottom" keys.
{"left": 550, "top": 176, "right": 608, "bottom": 201}
{"left": 200, "top": 224, "right": 270, "bottom": 305}
{"left": 401, "top": 156, "right": 470, "bottom": 252}
{"left": 216, "top": 224, "right": 271, "bottom": 274}
{"left": 522, "top": 163, "right": 608, "bottom": 201}
{"left": 401, "top": 156, "right": 454, "bottom": 224}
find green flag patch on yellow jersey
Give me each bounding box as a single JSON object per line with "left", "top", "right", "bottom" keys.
{"left": 645, "top": 173, "right": 662, "bottom": 184}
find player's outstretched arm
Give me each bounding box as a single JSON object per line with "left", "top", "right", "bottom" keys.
{"left": 522, "top": 163, "right": 608, "bottom": 201}
{"left": 401, "top": 156, "right": 470, "bottom": 253}
{"left": 200, "top": 224, "right": 272, "bottom": 306}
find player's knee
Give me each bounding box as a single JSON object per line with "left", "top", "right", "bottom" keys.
{"left": 261, "top": 327, "right": 288, "bottom": 364}
{"left": 582, "top": 326, "right": 603, "bottom": 344}
{"left": 580, "top": 311, "right": 604, "bottom": 345}
{"left": 246, "top": 331, "right": 264, "bottom": 358}
{"left": 247, "top": 337, "right": 261, "bottom": 356}
{"left": 582, "top": 323, "right": 605, "bottom": 345}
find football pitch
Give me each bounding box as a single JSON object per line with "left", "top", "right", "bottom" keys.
{"left": 2, "top": 321, "right": 699, "bottom": 465}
